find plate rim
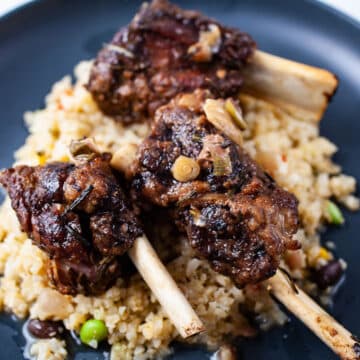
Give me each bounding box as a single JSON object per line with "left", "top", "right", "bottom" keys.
{"left": 0, "top": 0, "right": 359, "bottom": 30}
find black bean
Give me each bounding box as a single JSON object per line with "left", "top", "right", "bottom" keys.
{"left": 313, "top": 260, "right": 343, "bottom": 289}
{"left": 27, "top": 319, "right": 64, "bottom": 339}
{"left": 353, "top": 343, "right": 360, "bottom": 357}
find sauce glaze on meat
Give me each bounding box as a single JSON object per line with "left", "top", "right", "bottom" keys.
{"left": 132, "top": 91, "right": 300, "bottom": 287}
{"left": 0, "top": 154, "right": 142, "bottom": 295}
{"left": 87, "top": 0, "right": 256, "bottom": 123}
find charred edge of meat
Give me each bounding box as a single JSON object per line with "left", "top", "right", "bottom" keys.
{"left": 87, "top": 0, "right": 256, "bottom": 123}
{"left": 0, "top": 153, "right": 142, "bottom": 295}
{"left": 132, "top": 90, "right": 300, "bottom": 287}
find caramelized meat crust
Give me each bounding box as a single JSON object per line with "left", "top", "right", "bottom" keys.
{"left": 132, "top": 92, "right": 300, "bottom": 287}
{"left": 87, "top": 0, "right": 255, "bottom": 123}
{"left": 0, "top": 154, "right": 142, "bottom": 295}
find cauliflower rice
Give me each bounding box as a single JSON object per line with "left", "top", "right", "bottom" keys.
{"left": 0, "top": 61, "right": 358, "bottom": 359}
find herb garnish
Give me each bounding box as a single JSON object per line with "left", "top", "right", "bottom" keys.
{"left": 65, "top": 224, "right": 91, "bottom": 249}
{"left": 64, "top": 185, "right": 94, "bottom": 215}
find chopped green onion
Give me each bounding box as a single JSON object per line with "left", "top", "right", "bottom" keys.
{"left": 80, "top": 319, "right": 108, "bottom": 348}
{"left": 189, "top": 207, "right": 206, "bottom": 227}
{"left": 189, "top": 208, "right": 199, "bottom": 218}
{"left": 69, "top": 138, "right": 99, "bottom": 162}
{"left": 213, "top": 156, "right": 232, "bottom": 176}
{"left": 192, "top": 134, "right": 202, "bottom": 142}
{"left": 225, "top": 99, "right": 247, "bottom": 130}
{"left": 171, "top": 155, "right": 200, "bottom": 182}
{"left": 327, "top": 201, "right": 344, "bottom": 225}
{"left": 204, "top": 99, "right": 243, "bottom": 146}
{"left": 213, "top": 157, "right": 226, "bottom": 176}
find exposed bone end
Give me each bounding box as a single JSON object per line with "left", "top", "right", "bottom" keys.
{"left": 268, "top": 271, "right": 359, "bottom": 359}
{"left": 242, "top": 50, "right": 338, "bottom": 122}
{"left": 129, "top": 235, "right": 205, "bottom": 338}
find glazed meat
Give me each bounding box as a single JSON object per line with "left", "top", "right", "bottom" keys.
{"left": 0, "top": 154, "right": 142, "bottom": 295}
{"left": 87, "top": 0, "right": 256, "bottom": 123}
{"left": 132, "top": 91, "right": 300, "bottom": 287}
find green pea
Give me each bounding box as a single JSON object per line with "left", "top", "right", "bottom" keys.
{"left": 327, "top": 201, "right": 344, "bottom": 225}
{"left": 80, "top": 319, "right": 108, "bottom": 347}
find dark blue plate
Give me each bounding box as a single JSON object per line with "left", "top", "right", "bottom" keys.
{"left": 0, "top": 1, "right": 359, "bottom": 359}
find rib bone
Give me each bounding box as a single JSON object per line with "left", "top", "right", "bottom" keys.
{"left": 268, "top": 271, "right": 359, "bottom": 359}
{"left": 242, "top": 50, "right": 338, "bottom": 122}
